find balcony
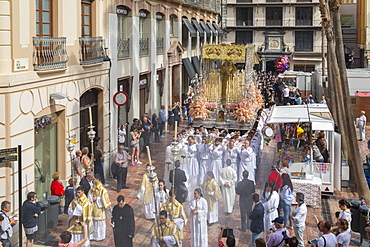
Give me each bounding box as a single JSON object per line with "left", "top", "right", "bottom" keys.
{"left": 157, "top": 38, "right": 164, "bottom": 54}
{"left": 236, "top": 0, "right": 252, "bottom": 2}
{"left": 296, "top": 20, "right": 313, "bottom": 26}
{"left": 139, "top": 38, "right": 149, "bottom": 56}
{"left": 266, "top": 0, "right": 282, "bottom": 2}
{"left": 79, "top": 36, "right": 105, "bottom": 65}
{"left": 236, "top": 20, "right": 253, "bottom": 26}
{"left": 33, "top": 37, "right": 69, "bottom": 71}
{"left": 266, "top": 20, "right": 282, "bottom": 26}
{"left": 118, "top": 38, "right": 130, "bottom": 58}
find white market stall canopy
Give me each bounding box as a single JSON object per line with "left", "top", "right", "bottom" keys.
{"left": 267, "top": 104, "right": 334, "bottom": 131}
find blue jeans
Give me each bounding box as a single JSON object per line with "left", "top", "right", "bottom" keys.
{"left": 294, "top": 226, "right": 305, "bottom": 247}
{"left": 251, "top": 232, "right": 260, "bottom": 247}
{"left": 281, "top": 200, "right": 292, "bottom": 227}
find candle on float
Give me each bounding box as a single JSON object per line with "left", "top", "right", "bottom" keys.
{"left": 174, "top": 121, "right": 178, "bottom": 139}
{"left": 89, "top": 107, "right": 93, "bottom": 125}
{"left": 67, "top": 118, "right": 71, "bottom": 137}
{"left": 146, "top": 146, "right": 152, "bottom": 166}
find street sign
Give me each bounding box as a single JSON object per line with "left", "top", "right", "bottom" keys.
{"left": 0, "top": 147, "right": 17, "bottom": 156}
{"left": 0, "top": 155, "right": 17, "bottom": 163}
{"left": 113, "top": 91, "right": 129, "bottom": 106}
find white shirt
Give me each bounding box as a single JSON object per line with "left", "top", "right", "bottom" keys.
{"left": 337, "top": 231, "right": 351, "bottom": 247}
{"left": 283, "top": 87, "right": 290, "bottom": 97}
{"left": 358, "top": 115, "right": 366, "bottom": 126}
{"left": 318, "top": 233, "right": 337, "bottom": 247}
{"left": 118, "top": 128, "right": 126, "bottom": 144}
{"left": 292, "top": 202, "right": 307, "bottom": 228}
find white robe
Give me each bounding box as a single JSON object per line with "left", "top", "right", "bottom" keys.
{"left": 68, "top": 204, "right": 91, "bottom": 247}
{"left": 208, "top": 145, "right": 224, "bottom": 185}
{"left": 183, "top": 144, "right": 199, "bottom": 201}
{"left": 222, "top": 146, "right": 239, "bottom": 181}
{"left": 219, "top": 166, "right": 237, "bottom": 213}
{"left": 189, "top": 197, "right": 208, "bottom": 247}
{"left": 261, "top": 191, "right": 280, "bottom": 234}
{"left": 155, "top": 189, "right": 169, "bottom": 213}
{"left": 197, "top": 143, "right": 210, "bottom": 185}
{"left": 238, "top": 147, "right": 255, "bottom": 184}
{"left": 164, "top": 145, "right": 175, "bottom": 186}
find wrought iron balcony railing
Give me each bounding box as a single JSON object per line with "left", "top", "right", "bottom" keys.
{"left": 236, "top": 20, "right": 253, "bottom": 26}
{"left": 296, "top": 20, "right": 313, "bottom": 26}
{"left": 118, "top": 38, "right": 130, "bottom": 58}
{"left": 79, "top": 36, "right": 105, "bottom": 65}
{"left": 33, "top": 37, "right": 69, "bottom": 71}
{"left": 157, "top": 38, "right": 164, "bottom": 54}
{"left": 139, "top": 38, "right": 149, "bottom": 56}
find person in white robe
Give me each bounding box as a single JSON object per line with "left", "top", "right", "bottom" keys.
{"left": 238, "top": 140, "right": 255, "bottom": 184}
{"left": 202, "top": 171, "right": 222, "bottom": 225}
{"left": 222, "top": 139, "right": 239, "bottom": 181}
{"left": 154, "top": 179, "right": 169, "bottom": 214}
{"left": 137, "top": 164, "right": 158, "bottom": 220}
{"left": 219, "top": 159, "right": 237, "bottom": 214}
{"left": 260, "top": 181, "right": 280, "bottom": 235}
{"left": 151, "top": 210, "right": 178, "bottom": 247}
{"left": 208, "top": 138, "right": 224, "bottom": 185}
{"left": 189, "top": 188, "right": 208, "bottom": 247}
{"left": 183, "top": 136, "right": 199, "bottom": 201}
{"left": 87, "top": 176, "right": 112, "bottom": 241}
{"left": 197, "top": 137, "right": 210, "bottom": 185}
{"left": 164, "top": 143, "right": 175, "bottom": 187}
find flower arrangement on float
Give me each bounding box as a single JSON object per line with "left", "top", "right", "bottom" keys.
{"left": 274, "top": 56, "right": 290, "bottom": 72}
{"left": 226, "top": 103, "right": 239, "bottom": 110}
{"left": 189, "top": 96, "right": 209, "bottom": 120}
{"left": 205, "top": 102, "right": 218, "bottom": 109}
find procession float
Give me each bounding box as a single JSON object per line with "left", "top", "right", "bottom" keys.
{"left": 190, "top": 44, "right": 264, "bottom": 130}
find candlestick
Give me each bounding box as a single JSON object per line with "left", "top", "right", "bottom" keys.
{"left": 174, "top": 121, "right": 178, "bottom": 139}
{"left": 146, "top": 146, "right": 152, "bottom": 166}
{"left": 67, "top": 118, "right": 71, "bottom": 137}
{"left": 89, "top": 107, "right": 93, "bottom": 125}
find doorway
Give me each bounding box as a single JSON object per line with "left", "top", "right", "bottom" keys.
{"left": 34, "top": 114, "right": 57, "bottom": 201}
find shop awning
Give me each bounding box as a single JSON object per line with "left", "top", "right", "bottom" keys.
{"left": 207, "top": 22, "right": 217, "bottom": 37}
{"left": 192, "top": 19, "right": 205, "bottom": 37}
{"left": 182, "top": 18, "right": 197, "bottom": 38}
{"left": 182, "top": 58, "right": 196, "bottom": 79}
{"left": 200, "top": 20, "right": 211, "bottom": 37}
{"left": 212, "top": 23, "right": 223, "bottom": 36}
{"left": 267, "top": 104, "right": 334, "bottom": 131}
{"left": 192, "top": 56, "right": 201, "bottom": 75}
{"left": 355, "top": 91, "right": 370, "bottom": 97}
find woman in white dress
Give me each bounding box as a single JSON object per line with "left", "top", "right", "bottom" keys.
{"left": 332, "top": 199, "right": 352, "bottom": 233}
{"left": 260, "top": 181, "right": 279, "bottom": 235}
{"left": 189, "top": 188, "right": 208, "bottom": 247}
{"left": 154, "top": 179, "right": 169, "bottom": 214}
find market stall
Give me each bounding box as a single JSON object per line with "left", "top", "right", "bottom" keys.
{"left": 266, "top": 104, "right": 342, "bottom": 195}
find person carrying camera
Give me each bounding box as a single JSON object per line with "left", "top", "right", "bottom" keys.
{"left": 266, "top": 217, "right": 290, "bottom": 247}
{"left": 58, "top": 221, "right": 88, "bottom": 247}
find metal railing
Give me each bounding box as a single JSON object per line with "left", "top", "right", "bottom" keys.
{"left": 227, "top": 18, "right": 321, "bottom": 27}
{"left": 79, "top": 36, "right": 105, "bottom": 65}
{"left": 157, "top": 38, "right": 164, "bottom": 54}
{"left": 266, "top": 19, "right": 283, "bottom": 26}
{"left": 33, "top": 37, "right": 69, "bottom": 71}
{"left": 139, "top": 38, "right": 149, "bottom": 56}
{"left": 236, "top": 19, "right": 253, "bottom": 26}
{"left": 118, "top": 38, "right": 130, "bottom": 58}
{"left": 296, "top": 19, "right": 313, "bottom": 26}
{"left": 266, "top": 0, "right": 282, "bottom": 2}
{"left": 236, "top": 0, "right": 252, "bottom": 2}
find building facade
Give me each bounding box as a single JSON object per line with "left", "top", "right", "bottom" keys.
{"left": 223, "top": 0, "right": 323, "bottom": 72}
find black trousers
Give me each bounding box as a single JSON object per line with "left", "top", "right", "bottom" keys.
{"left": 94, "top": 165, "right": 105, "bottom": 184}
{"left": 159, "top": 122, "right": 165, "bottom": 136}
{"left": 240, "top": 198, "right": 253, "bottom": 230}
{"left": 114, "top": 230, "right": 132, "bottom": 247}
{"left": 117, "top": 167, "right": 128, "bottom": 190}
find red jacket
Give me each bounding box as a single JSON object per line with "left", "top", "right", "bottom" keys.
{"left": 51, "top": 180, "right": 65, "bottom": 196}
{"left": 268, "top": 170, "right": 282, "bottom": 191}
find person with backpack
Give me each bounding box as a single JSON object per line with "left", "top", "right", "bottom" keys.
{"left": 266, "top": 217, "right": 290, "bottom": 247}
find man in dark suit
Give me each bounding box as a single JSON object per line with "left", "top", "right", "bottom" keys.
{"left": 249, "top": 193, "right": 264, "bottom": 247}
{"left": 236, "top": 170, "right": 255, "bottom": 231}
{"left": 79, "top": 171, "right": 94, "bottom": 196}
{"left": 169, "top": 160, "right": 188, "bottom": 204}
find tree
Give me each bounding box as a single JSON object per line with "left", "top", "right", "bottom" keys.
{"left": 319, "top": 0, "right": 370, "bottom": 201}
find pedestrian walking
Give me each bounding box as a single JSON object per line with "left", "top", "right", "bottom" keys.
{"left": 290, "top": 192, "right": 307, "bottom": 247}
{"left": 111, "top": 195, "right": 135, "bottom": 247}
{"left": 22, "top": 192, "right": 41, "bottom": 247}
{"left": 0, "top": 201, "right": 17, "bottom": 247}
{"left": 114, "top": 145, "right": 130, "bottom": 192}
{"left": 236, "top": 170, "right": 255, "bottom": 231}
{"left": 358, "top": 111, "right": 367, "bottom": 141}
{"left": 249, "top": 193, "right": 264, "bottom": 247}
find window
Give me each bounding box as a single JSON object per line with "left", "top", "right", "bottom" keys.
{"left": 81, "top": 0, "right": 93, "bottom": 37}
{"left": 296, "top": 7, "right": 313, "bottom": 26}
{"left": 297, "top": 0, "right": 312, "bottom": 2}
{"left": 36, "top": 0, "right": 52, "bottom": 37}
{"left": 156, "top": 13, "right": 164, "bottom": 53}
{"left": 139, "top": 10, "right": 147, "bottom": 39}
{"left": 170, "top": 15, "right": 176, "bottom": 36}
{"left": 266, "top": 7, "right": 282, "bottom": 26}
{"left": 236, "top": 8, "right": 253, "bottom": 26}
{"left": 295, "top": 31, "right": 313, "bottom": 51}
{"left": 235, "top": 31, "right": 253, "bottom": 44}
{"left": 139, "top": 10, "right": 149, "bottom": 56}
{"left": 117, "top": 6, "right": 130, "bottom": 58}
{"left": 266, "top": 0, "right": 282, "bottom": 2}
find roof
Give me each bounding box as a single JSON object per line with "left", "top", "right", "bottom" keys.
{"left": 355, "top": 91, "right": 370, "bottom": 97}
{"left": 267, "top": 104, "right": 334, "bottom": 131}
